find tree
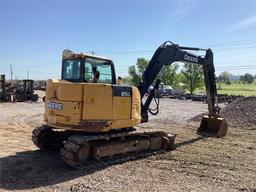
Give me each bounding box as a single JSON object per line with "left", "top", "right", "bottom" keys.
{"left": 128, "top": 58, "right": 179, "bottom": 86}
{"left": 162, "top": 63, "right": 179, "bottom": 87}
{"left": 239, "top": 75, "right": 244, "bottom": 82}
{"left": 240, "top": 73, "right": 254, "bottom": 84}
{"left": 181, "top": 63, "right": 203, "bottom": 94}
{"left": 217, "top": 75, "right": 223, "bottom": 90}
{"left": 128, "top": 65, "right": 140, "bottom": 85}
{"left": 128, "top": 58, "right": 149, "bottom": 85}
{"left": 136, "top": 58, "right": 149, "bottom": 74}
{"left": 220, "top": 71, "right": 231, "bottom": 84}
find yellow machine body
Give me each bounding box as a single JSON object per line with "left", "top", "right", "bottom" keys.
{"left": 32, "top": 44, "right": 228, "bottom": 167}
{"left": 44, "top": 79, "right": 141, "bottom": 132}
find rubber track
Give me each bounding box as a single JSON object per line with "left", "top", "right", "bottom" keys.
{"left": 61, "top": 130, "right": 176, "bottom": 168}
{"left": 77, "top": 150, "right": 166, "bottom": 171}
{"left": 32, "top": 125, "right": 50, "bottom": 149}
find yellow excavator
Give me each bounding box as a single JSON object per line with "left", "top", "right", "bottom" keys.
{"left": 32, "top": 41, "right": 228, "bottom": 167}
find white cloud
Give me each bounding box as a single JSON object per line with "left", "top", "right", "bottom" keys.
{"left": 160, "top": 0, "right": 199, "bottom": 34}
{"left": 171, "top": 0, "right": 198, "bottom": 23}
{"left": 230, "top": 16, "right": 256, "bottom": 31}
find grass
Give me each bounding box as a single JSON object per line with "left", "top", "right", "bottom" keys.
{"left": 194, "top": 82, "right": 256, "bottom": 96}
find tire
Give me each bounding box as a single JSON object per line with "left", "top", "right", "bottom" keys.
{"left": 31, "top": 94, "right": 39, "bottom": 102}
{"left": 16, "top": 94, "right": 25, "bottom": 102}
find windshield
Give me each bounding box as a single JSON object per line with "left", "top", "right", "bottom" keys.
{"left": 62, "top": 58, "right": 114, "bottom": 84}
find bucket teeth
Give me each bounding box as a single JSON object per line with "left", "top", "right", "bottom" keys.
{"left": 197, "top": 116, "right": 228, "bottom": 137}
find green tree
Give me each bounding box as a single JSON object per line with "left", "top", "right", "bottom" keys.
{"left": 221, "top": 71, "right": 231, "bottom": 84}
{"left": 128, "top": 57, "right": 180, "bottom": 86}
{"left": 162, "top": 63, "right": 179, "bottom": 87}
{"left": 136, "top": 58, "right": 149, "bottom": 74}
{"left": 240, "top": 73, "right": 254, "bottom": 84}
{"left": 128, "top": 65, "right": 141, "bottom": 85}
{"left": 181, "top": 63, "right": 203, "bottom": 94}
{"left": 128, "top": 58, "right": 149, "bottom": 85}
{"left": 239, "top": 75, "right": 244, "bottom": 82}
{"left": 217, "top": 75, "right": 223, "bottom": 90}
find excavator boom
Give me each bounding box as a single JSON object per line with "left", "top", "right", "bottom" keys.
{"left": 138, "top": 41, "right": 228, "bottom": 137}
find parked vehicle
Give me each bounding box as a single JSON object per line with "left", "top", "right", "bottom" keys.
{"left": 0, "top": 75, "right": 12, "bottom": 102}
{"left": 159, "top": 85, "right": 173, "bottom": 97}
{"left": 13, "top": 80, "right": 38, "bottom": 102}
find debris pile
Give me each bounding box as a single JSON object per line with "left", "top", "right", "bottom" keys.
{"left": 189, "top": 97, "right": 256, "bottom": 128}
{"left": 220, "top": 97, "right": 256, "bottom": 128}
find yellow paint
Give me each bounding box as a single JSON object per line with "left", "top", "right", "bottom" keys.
{"left": 83, "top": 83, "right": 113, "bottom": 120}
{"left": 44, "top": 79, "right": 142, "bottom": 132}
{"left": 45, "top": 100, "right": 82, "bottom": 125}
{"left": 113, "top": 96, "right": 131, "bottom": 120}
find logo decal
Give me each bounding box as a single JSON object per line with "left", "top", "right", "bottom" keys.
{"left": 113, "top": 86, "right": 132, "bottom": 97}
{"left": 121, "top": 91, "right": 131, "bottom": 97}
{"left": 48, "top": 102, "right": 63, "bottom": 110}
{"left": 184, "top": 54, "right": 199, "bottom": 63}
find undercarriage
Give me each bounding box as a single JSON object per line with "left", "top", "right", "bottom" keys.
{"left": 32, "top": 125, "right": 176, "bottom": 167}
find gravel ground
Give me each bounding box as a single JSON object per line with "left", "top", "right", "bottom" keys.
{"left": 0, "top": 94, "right": 255, "bottom": 192}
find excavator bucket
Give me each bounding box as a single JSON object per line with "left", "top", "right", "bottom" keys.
{"left": 197, "top": 116, "right": 228, "bottom": 137}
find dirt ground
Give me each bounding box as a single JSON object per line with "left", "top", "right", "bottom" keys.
{"left": 0, "top": 91, "right": 255, "bottom": 192}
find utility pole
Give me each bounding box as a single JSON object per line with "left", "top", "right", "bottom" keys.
{"left": 10, "top": 64, "right": 13, "bottom": 81}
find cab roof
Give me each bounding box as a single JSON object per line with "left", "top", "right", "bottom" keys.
{"left": 62, "top": 49, "right": 112, "bottom": 61}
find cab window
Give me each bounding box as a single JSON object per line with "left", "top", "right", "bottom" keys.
{"left": 84, "top": 63, "right": 93, "bottom": 82}
{"left": 84, "top": 58, "right": 113, "bottom": 84}
{"left": 97, "top": 64, "right": 112, "bottom": 83}
{"left": 62, "top": 60, "right": 81, "bottom": 81}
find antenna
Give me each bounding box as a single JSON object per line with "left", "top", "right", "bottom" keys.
{"left": 10, "top": 64, "right": 13, "bottom": 81}
{"left": 65, "top": 40, "right": 71, "bottom": 49}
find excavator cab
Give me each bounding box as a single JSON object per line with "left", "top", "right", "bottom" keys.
{"left": 61, "top": 49, "right": 116, "bottom": 84}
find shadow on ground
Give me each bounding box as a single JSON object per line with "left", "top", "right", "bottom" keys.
{"left": 0, "top": 150, "right": 104, "bottom": 190}
{"left": 0, "top": 149, "right": 163, "bottom": 190}
{"left": 0, "top": 136, "right": 204, "bottom": 190}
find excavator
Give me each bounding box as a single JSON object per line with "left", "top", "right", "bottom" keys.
{"left": 32, "top": 41, "right": 228, "bottom": 167}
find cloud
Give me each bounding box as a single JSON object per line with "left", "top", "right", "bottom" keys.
{"left": 230, "top": 16, "right": 256, "bottom": 31}
{"left": 160, "top": 0, "right": 199, "bottom": 34}
{"left": 171, "top": 0, "right": 198, "bottom": 23}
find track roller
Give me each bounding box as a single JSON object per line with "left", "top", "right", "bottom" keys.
{"left": 61, "top": 130, "right": 176, "bottom": 168}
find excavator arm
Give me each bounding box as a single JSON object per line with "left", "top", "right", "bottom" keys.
{"left": 138, "top": 41, "right": 228, "bottom": 137}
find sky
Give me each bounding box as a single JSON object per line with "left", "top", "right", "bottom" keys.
{"left": 0, "top": 0, "right": 256, "bottom": 80}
